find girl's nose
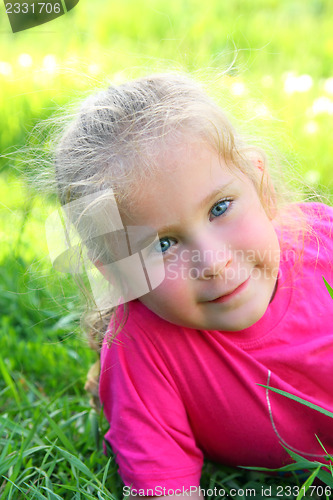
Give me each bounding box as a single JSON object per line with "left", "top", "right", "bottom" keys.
{"left": 191, "top": 234, "right": 232, "bottom": 280}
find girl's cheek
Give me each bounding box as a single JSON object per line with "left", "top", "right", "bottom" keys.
{"left": 231, "top": 210, "right": 272, "bottom": 245}
{"left": 147, "top": 277, "right": 187, "bottom": 309}
{"left": 153, "top": 261, "right": 189, "bottom": 295}
{"left": 164, "top": 262, "right": 184, "bottom": 287}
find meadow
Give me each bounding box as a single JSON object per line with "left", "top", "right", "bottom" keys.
{"left": 1, "top": 0, "right": 333, "bottom": 498}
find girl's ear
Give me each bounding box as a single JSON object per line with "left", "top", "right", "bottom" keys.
{"left": 253, "top": 156, "right": 264, "bottom": 172}
{"left": 250, "top": 155, "right": 277, "bottom": 220}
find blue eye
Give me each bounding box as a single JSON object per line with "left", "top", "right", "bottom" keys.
{"left": 154, "top": 237, "right": 175, "bottom": 253}
{"left": 210, "top": 199, "right": 231, "bottom": 219}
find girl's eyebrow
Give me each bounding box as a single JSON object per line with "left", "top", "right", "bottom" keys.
{"left": 157, "top": 180, "right": 235, "bottom": 235}
{"left": 197, "top": 180, "right": 234, "bottom": 211}
{"left": 135, "top": 180, "right": 235, "bottom": 248}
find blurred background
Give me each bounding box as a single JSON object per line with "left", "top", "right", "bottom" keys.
{"left": 1, "top": 0, "right": 333, "bottom": 497}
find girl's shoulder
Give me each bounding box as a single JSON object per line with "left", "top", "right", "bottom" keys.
{"left": 104, "top": 300, "right": 186, "bottom": 352}
{"left": 299, "top": 201, "right": 333, "bottom": 242}
{"left": 284, "top": 201, "right": 333, "bottom": 222}
{"left": 298, "top": 201, "right": 333, "bottom": 220}
{"left": 274, "top": 201, "right": 332, "bottom": 285}
{"left": 292, "top": 201, "right": 333, "bottom": 271}
{"left": 280, "top": 201, "right": 333, "bottom": 242}
{"left": 101, "top": 301, "right": 195, "bottom": 386}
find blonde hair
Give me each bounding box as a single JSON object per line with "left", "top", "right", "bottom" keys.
{"left": 52, "top": 72, "right": 307, "bottom": 354}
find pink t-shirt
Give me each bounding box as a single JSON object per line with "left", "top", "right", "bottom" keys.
{"left": 99, "top": 203, "right": 333, "bottom": 493}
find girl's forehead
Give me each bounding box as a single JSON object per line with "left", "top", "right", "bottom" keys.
{"left": 118, "top": 142, "right": 251, "bottom": 226}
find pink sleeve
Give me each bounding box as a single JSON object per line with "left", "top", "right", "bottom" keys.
{"left": 99, "top": 318, "right": 203, "bottom": 494}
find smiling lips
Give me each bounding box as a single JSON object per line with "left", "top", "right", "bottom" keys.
{"left": 204, "top": 277, "right": 250, "bottom": 304}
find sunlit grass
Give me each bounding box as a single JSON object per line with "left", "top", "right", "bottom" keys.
{"left": 1, "top": 0, "right": 333, "bottom": 497}
{"left": 0, "top": 0, "right": 333, "bottom": 190}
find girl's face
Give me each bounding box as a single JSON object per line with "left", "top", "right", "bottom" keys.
{"left": 120, "top": 141, "right": 280, "bottom": 331}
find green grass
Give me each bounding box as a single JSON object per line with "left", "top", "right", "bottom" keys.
{"left": 1, "top": 0, "right": 333, "bottom": 190}
{"left": 1, "top": 0, "right": 333, "bottom": 497}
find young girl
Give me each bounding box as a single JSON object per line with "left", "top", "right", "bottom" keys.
{"left": 52, "top": 73, "right": 333, "bottom": 498}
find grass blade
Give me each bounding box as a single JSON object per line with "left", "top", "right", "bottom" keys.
{"left": 40, "top": 408, "right": 77, "bottom": 455}
{"left": 296, "top": 464, "right": 322, "bottom": 500}
{"left": 0, "top": 357, "right": 20, "bottom": 406}
{"left": 323, "top": 276, "right": 333, "bottom": 299}
{"left": 53, "top": 446, "right": 96, "bottom": 481}
{"left": 257, "top": 384, "right": 333, "bottom": 418}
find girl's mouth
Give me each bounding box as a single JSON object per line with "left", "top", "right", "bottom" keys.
{"left": 205, "top": 276, "right": 250, "bottom": 304}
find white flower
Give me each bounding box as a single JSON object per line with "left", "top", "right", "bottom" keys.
{"left": 304, "top": 169, "right": 321, "bottom": 185}
{"left": 254, "top": 104, "right": 270, "bottom": 117}
{"left": 304, "top": 121, "right": 318, "bottom": 134}
{"left": 284, "top": 73, "right": 313, "bottom": 94}
{"left": 0, "top": 61, "right": 12, "bottom": 76}
{"left": 312, "top": 96, "right": 333, "bottom": 115}
{"left": 298, "top": 74, "right": 313, "bottom": 92}
{"left": 18, "top": 53, "right": 33, "bottom": 68}
{"left": 43, "top": 55, "right": 57, "bottom": 73}
{"left": 88, "top": 64, "right": 100, "bottom": 75}
{"left": 230, "top": 81, "right": 246, "bottom": 96}
{"left": 324, "top": 77, "right": 333, "bottom": 95}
